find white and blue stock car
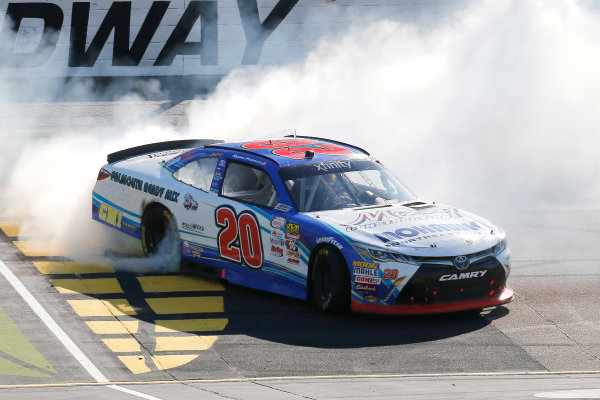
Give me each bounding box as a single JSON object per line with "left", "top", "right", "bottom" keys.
{"left": 92, "top": 137, "right": 513, "bottom": 314}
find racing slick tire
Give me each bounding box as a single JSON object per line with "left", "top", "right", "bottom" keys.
{"left": 310, "top": 247, "right": 350, "bottom": 314}
{"left": 140, "top": 204, "right": 181, "bottom": 270}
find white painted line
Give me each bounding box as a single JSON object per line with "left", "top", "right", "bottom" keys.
{"left": 535, "top": 389, "right": 600, "bottom": 398}
{"left": 108, "top": 385, "right": 165, "bottom": 400}
{"left": 0, "top": 260, "right": 108, "bottom": 383}
{"left": 0, "top": 260, "right": 164, "bottom": 400}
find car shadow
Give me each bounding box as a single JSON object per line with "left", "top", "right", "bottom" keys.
{"left": 218, "top": 282, "right": 502, "bottom": 349}
{"left": 96, "top": 269, "right": 505, "bottom": 350}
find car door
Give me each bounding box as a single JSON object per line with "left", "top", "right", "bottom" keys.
{"left": 209, "top": 157, "right": 308, "bottom": 297}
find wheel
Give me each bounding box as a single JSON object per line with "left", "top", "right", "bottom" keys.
{"left": 310, "top": 247, "right": 350, "bottom": 314}
{"left": 140, "top": 204, "right": 181, "bottom": 271}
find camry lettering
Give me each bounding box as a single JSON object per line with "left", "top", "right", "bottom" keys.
{"left": 439, "top": 270, "right": 487, "bottom": 281}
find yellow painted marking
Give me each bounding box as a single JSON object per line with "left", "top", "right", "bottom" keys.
{"left": 0, "top": 221, "right": 21, "bottom": 237}
{"left": 117, "top": 356, "right": 151, "bottom": 374}
{"left": 137, "top": 275, "right": 225, "bottom": 293}
{"left": 13, "top": 241, "right": 63, "bottom": 257}
{"left": 146, "top": 297, "right": 224, "bottom": 314}
{"left": 155, "top": 336, "right": 218, "bottom": 351}
{"left": 155, "top": 318, "right": 228, "bottom": 333}
{"left": 50, "top": 278, "right": 123, "bottom": 294}
{"left": 34, "top": 262, "right": 114, "bottom": 274}
{"left": 67, "top": 299, "right": 137, "bottom": 317}
{"left": 0, "top": 356, "right": 49, "bottom": 378}
{"left": 85, "top": 321, "right": 138, "bottom": 335}
{"left": 151, "top": 355, "right": 199, "bottom": 371}
{"left": 0, "top": 305, "right": 55, "bottom": 374}
{"left": 101, "top": 338, "right": 140, "bottom": 353}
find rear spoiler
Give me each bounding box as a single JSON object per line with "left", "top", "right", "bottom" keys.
{"left": 107, "top": 139, "right": 224, "bottom": 164}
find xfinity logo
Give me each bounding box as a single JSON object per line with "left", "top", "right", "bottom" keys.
{"left": 0, "top": 0, "right": 299, "bottom": 68}
{"left": 316, "top": 161, "right": 351, "bottom": 171}
{"left": 439, "top": 270, "right": 487, "bottom": 281}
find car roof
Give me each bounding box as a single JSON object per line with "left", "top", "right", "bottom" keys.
{"left": 204, "top": 136, "right": 370, "bottom": 167}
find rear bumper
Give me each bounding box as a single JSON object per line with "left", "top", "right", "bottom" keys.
{"left": 351, "top": 286, "right": 514, "bottom": 315}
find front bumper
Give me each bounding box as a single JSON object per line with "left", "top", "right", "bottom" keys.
{"left": 351, "top": 286, "right": 514, "bottom": 315}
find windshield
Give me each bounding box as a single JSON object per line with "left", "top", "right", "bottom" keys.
{"left": 279, "top": 160, "right": 416, "bottom": 212}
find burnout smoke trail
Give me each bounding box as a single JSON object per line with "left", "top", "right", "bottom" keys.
{"left": 2, "top": 0, "right": 599, "bottom": 268}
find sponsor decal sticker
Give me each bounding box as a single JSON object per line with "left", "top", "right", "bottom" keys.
{"left": 285, "top": 232, "right": 300, "bottom": 240}
{"left": 270, "top": 237, "right": 285, "bottom": 246}
{"left": 364, "top": 295, "right": 378, "bottom": 303}
{"left": 209, "top": 152, "right": 223, "bottom": 158}
{"left": 315, "top": 160, "right": 351, "bottom": 171}
{"left": 316, "top": 236, "right": 343, "bottom": 250}
{"left": 271, "top": 245, "right": 284, "bottom": 257}
{"left": 183, "top": 193, "right": 198, "bottom": 210}
{"left": 98, "top": 204, "right": 122, "bottom": 228}
{"left": 352, "top": 260, "right": 379, "bottom": 269}
{"left": 111, "top": 171, "right": 143, "bottom": 191}
{"left": 271, "top": 217, "right": 286, "bottom": 229}
{"left": 286, "top": 240, "right": 298, "bottom": 252}
{"left": 355, "top": 275, "right": 381, "bottom": 285}
{"left": 231, "top": 153, "right": 267, "bottom": 166}
{"left": 182, "top": 222, "right": 204, "bottom": 233}
{"left": 376, "top": 221, "right": 484, "bottom": 246}
{"left": 147, "top": 150, "right": 185, "bottom": 159}
{"left": 274, "top": 203, "right": 292, "bottom": 212}
{"left": 285, "top": 223, "right": 300, "bottom": 234}
{"left": 439, "top": 270, "right": 487, "bottom": 281}
{"left": 287, "top": 257, "right": 299, "bottom": 264}
{"left": 353, "top": 267, "right": 379, "bottom": 277}
{"left": 356, "top": 283, "right": 377, "bottom": 293}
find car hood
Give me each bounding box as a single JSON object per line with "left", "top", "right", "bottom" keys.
{"left": 306, "top": 202, "right": 502, "bottom": 257}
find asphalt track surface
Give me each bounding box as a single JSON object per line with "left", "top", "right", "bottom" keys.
{"left": 0, "top": 101, "right": 599, "bottom": 399}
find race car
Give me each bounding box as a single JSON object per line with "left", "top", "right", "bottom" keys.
{"left": 92, "top": 137, "right": 513, "bottom": 314}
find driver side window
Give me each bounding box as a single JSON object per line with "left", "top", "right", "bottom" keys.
{"left": 173, "top": 157, "right": 218, "bottom": 192}
{"left": 221, "top": 162, "right": 279, "bottom": 208}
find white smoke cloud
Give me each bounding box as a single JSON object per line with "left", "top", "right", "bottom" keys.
{"left": 2, "top": 0, "right": 599, "bottom": 268}
{"left": 188, "top": 0, "right": 600, "bottom": 213}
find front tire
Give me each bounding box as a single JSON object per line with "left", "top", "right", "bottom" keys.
{"left": 310, "top": 247, "right": 350, "bottom": 314}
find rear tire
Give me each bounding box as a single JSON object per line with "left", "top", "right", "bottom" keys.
{"left": 310, "top": 247, "right": 350, "bottom": 314}
{"left": 140, "top": 204, "right": 181, "bottom": 270}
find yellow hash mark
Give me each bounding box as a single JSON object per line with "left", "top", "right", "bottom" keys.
{"left": 118, "top": 356, "right": 151, "bottom": 374}
{"left": 67, "top": 299, "right": 137, "bottom": 317}
{"left": 155, "top": 318, "right": 228, "bottom": 333}
{"left": 102, "top": 338, "right": 140, "bottom": 353}
{"left": 151, "top": 355, "right": 199, "bottom": 371}
{"left": 155, "top": 336, "right": 218, "bottom": 351}
{"left": 51, "top": 278, "right": 123, "bottom": 294}
{"left": 0, "top": 221, "right": 21, "bottom": 237}
{"left": 145, "top": 297, "right": 224, "bottom": 314}
{"left": 85, "top": 321, "right": 138, "bottom": 335}
{"left": 34, "top": 262, "right": 114, "bottom": 275}
{"left": 13, "top": 241, "right": 63, "bottom": 257}
{"left": 137, "top": 275, "right": 225, "bottom": 293}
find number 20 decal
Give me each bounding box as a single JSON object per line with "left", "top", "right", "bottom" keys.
{"left": 382, "top": 269, "right": 399, "bottom": 280}
{"left": 215, "top": 206, "right": 263, "bottom": 269}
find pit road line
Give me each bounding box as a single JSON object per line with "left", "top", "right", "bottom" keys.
{"left": 3, "top": 370, "right": 600, "bottom": 390}
{"left": 0, "top": 260, "right": 163, "bottom": 400}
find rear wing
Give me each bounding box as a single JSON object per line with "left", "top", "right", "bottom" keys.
{"left": 107, "top": 139, "right": 224, "bottom": 164}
